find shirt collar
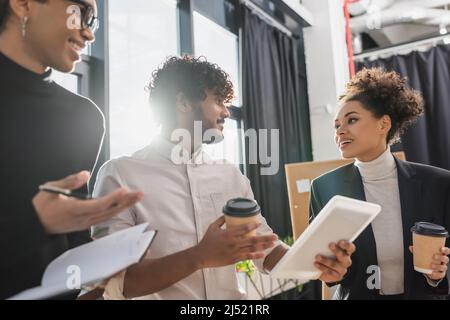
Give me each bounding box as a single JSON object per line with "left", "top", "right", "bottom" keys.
{"left": 151, "top": 135, "right": 213, "bottom": 165}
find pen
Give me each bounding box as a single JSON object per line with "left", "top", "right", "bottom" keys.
{"left": 38, "top": 185, "right": 93, "bottom": 200}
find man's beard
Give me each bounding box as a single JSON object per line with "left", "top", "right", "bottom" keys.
{"left": 203, "top": 127, "right": 224, "bottom": 144}
{"left": 192, "top": 106, "right": 225, "bottom": 144}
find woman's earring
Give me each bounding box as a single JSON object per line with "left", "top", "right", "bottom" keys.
{"left": 21, "top": 17, "right": 29, "bottom": 38}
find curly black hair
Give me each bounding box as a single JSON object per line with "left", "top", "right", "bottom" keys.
{"left": 148, "top": 55, "right": 234, "bottom": 125}
{"left": 339, "top": 67, "right": 424, "bottom": 144}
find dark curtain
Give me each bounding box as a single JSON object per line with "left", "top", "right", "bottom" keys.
{"left": 242, "top": 7, "right": 312, "bottom": 238}
{"left": 356, "top": 44, "right": 450, "bottom": 170}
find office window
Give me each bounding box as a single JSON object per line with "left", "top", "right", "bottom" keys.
{"left": 108, "top": 0, "right": 178, "bottom": 158}
{"left": 193, "top": 11, "right": 241, "bottom": 105}
{"left": 51, "top": 70, "right": 79, "bottom": 94}
{"left": 193, "top": 11, "right": 243, "bottom": 166}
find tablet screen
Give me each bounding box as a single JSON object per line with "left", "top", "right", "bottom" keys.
{"left": 270, "top": 196, "right": 380, "bottom": 280}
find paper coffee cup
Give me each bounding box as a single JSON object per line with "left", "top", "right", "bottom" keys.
{"left": 411, "top": 222, "right": 449, "bottom": 274}
{"left": 223, "top": 198, "right": 261, "bottom": 237}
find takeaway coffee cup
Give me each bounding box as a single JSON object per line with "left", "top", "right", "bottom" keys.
{"left": 223, "top": 198, "right": 261, "bottom": 237}
{"left": 411, "top": 222, "right": 449, "bottom": 274}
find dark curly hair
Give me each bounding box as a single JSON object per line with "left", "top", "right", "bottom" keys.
{"left": 339, "top": 67, "right": 424, "bottom": 144}
{"left": 148, "top": 55, "right": 234, "bottom": 125}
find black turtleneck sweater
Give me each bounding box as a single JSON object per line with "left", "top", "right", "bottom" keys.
{"left": 0, "top": 52, "right": 105, "bottom": 299}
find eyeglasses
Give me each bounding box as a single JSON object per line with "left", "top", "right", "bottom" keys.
{"left": 67, "top": 0, "right": 99, "bottom": 34}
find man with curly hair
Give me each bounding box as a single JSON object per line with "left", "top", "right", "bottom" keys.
{"left": 148, "top": 56, "right": 235, "bottom": 149}
{"left": 90, "top": 56, "right": 282, "bottom": 300}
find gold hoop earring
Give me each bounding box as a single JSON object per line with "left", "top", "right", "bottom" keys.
{"left": 21, "top": 17, "right": 29, "bottom": 38}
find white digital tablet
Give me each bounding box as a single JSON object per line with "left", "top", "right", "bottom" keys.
{"left": 270, "top": 195, "right": 381, "bottom": 280}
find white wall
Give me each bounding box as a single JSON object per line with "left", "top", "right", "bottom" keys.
{"left": 302, "top": 0, "right": 350, "bottom": 160}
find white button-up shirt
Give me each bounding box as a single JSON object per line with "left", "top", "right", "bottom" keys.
{"left": 92, "top": 136, "right": 280, "bottom": 300}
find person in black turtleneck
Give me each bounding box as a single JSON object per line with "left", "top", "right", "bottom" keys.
{"left": 0, "top": 0, "right": 143, "bottom": 299}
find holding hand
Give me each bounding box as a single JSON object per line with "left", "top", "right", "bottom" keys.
{"left": 33, "top": 171, "right": 144, "bottom": 234}
{"left": 409, "top": 246, "right": 450, "bottom": 281}
{"left": 315, "top": 240, "right": 356, "bottom": 283}
{"left": 194, "top": 216, "right": 278, "bottom": 268}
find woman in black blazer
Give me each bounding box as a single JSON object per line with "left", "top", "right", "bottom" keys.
{"left": 310, "top": 68, "right": 450, "bottom": 300}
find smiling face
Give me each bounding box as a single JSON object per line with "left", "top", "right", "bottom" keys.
{"left": 334, "top": 100, "right": 391, "bottom": 162}
{"left": 26, "top": 0, "right": 97, "bottom": 72}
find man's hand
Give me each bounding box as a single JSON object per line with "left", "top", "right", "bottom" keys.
{"left": 33, "top": 171, "right": 144, "bottom": 234}
{"left": 193, "top": 216, "right": 278, "bottom": 268}
{"left": 315, "top": 240, "right": 356, "bottom": 283}
{"left": 409, "top": 246, "right": 450, "bottom": 281}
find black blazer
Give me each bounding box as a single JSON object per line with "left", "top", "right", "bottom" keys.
{"left": 310, "top": 158, "right": 450, "bottom": 300}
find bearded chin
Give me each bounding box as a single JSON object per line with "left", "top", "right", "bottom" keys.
{"left": 203, "top": 128, "right": 224, "bottom": 144}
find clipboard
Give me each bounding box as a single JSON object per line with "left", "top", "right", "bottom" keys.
{"left": 9, "top": 223, "right": 156, "bottom": 300}
{"left": 270, "top": 196, "right": 381, "bottom": 280}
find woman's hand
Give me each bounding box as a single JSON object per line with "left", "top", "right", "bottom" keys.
{"left": 315, "top": 240, "right": 356, "bottom": 283}
{"left": 409, "top": 246, "right": 450, "bottom": 281}
{"left": 33, "top": 171, "right": 144, "bottom": 234}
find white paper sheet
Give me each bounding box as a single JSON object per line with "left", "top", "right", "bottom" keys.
{"left": 9, "top": 223, "right": 155, "bottom": 300}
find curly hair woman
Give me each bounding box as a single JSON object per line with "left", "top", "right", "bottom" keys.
{"left": 310, "top": 68, "right": 450, "bottom": 300}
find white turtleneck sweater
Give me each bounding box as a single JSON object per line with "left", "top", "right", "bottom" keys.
{"left": 355, "top": 147, "right": 405, "bottom": 295}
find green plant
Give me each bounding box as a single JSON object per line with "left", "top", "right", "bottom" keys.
{"left": 234, "top": 234, "right": 305, "bottom": 299}
{"left": 281, "top": 235, "right": 294, "bottom": 246}
{"left": 235, "top": 259, "right": 255, "bottom": 277}
{"left": 235, "top": 259, "right": 264, "bottom": 298}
